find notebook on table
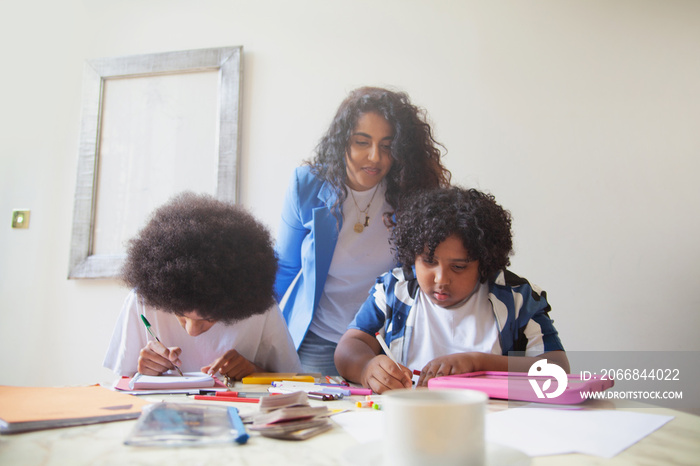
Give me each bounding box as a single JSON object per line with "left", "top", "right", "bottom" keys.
{"left": 114, "top": 372, "right": 224, "bottom": 393}
{"left": 0, "top": 385, "right": 151, "bottom": 434}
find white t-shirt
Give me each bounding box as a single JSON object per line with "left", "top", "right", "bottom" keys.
{"left": 310, "top": 184, "right": 395, "bottom": 343}
{"left": 103, "top": 290, "right": 302, "bottom": 376}
{"left": 406, "top": 282, "right": 501, "bottom": 370}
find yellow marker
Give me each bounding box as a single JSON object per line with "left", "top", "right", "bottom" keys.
{"left": 241, "top": 373, "right": 316, "bottom": 384}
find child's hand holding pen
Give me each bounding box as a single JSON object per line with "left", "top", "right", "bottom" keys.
{"left": 359, "top": 332, "right": 412, "bottom": 393}
{"left": 137, "top": 340, "right": 183, "bottom": 376}
{"left": 361, "top": 356, "right": 413, "bottom": 394}
{"left": 138, "top": 314, "right": 184, "bottom": 376}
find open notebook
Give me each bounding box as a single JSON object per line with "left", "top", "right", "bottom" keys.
{"left": 127, "top": 372, "right": 218, "bottom": 390}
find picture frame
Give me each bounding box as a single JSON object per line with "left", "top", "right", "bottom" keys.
{"left": 68, "top": 46, "right": 242, "bottom": 279}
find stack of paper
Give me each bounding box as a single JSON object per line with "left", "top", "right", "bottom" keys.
{"left": 250, "top": 391, "right": 332, "bottom": 440}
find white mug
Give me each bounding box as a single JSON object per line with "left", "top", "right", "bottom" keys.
{"left": 382, "top": 388, "right": 487, "bottom": 466}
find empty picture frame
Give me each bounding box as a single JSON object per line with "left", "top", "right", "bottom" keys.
{"left": 68, "top": 46, "right": 242, "bottom": 279}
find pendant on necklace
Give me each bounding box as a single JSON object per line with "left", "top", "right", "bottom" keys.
{"left": 354, "top": 222, "right": 364, "bottom": 233}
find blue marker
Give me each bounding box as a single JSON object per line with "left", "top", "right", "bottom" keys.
{"left": 227, "top": 407, "right": 249, "bottom": 445}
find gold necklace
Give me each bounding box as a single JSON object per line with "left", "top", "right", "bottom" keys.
{"left": 349, "top": 184, "right": 380, "bottom": 233}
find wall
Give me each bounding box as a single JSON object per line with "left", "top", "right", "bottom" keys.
{"left": 1, "top": 0, "right": 698, "bottom": 387}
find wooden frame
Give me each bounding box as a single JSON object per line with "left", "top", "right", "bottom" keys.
{"left": 68, "top": 46, "right": 242, "bottom": 279}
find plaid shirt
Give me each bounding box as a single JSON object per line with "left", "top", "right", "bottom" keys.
{"left": 348, "top": 266, "right": 564, "bottom": 365}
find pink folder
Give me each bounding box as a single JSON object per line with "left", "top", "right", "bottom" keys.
{"left": 428, "top": 371, "right": 614, "bottom": 404}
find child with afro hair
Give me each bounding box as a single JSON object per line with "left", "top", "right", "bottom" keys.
{"left": 104, "top": 192, "right": 301, "bottom": 380}
{"left": 335, "top": 186, "right": 568, "bottom": 393}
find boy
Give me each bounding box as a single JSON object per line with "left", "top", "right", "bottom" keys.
{"left": 103, "top": 192, "right": 301, "bottom": 380}
{"left": 334, "top": 187, "right": 568, "bottom": 394}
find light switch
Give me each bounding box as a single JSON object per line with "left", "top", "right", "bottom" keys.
{"left": 11, "top": 210, "right": 30, "bottom": 229}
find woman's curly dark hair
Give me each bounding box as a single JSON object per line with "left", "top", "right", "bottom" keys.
{"left": 308, "top": 86, "right": 451, "bottom": 222}
{"left": 121, "top": 192, "right": 277, "bottom": 324}
{"left": 392, "top": 187, "right": 513, "bottom": 283}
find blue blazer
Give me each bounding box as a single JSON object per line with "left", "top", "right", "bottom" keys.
{"left": 274, "top": 166, "right": 341, "bottom": 349}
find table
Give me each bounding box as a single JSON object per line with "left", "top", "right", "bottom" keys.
{"left": 1, "top": 384, "right": 698, "bottom": 466}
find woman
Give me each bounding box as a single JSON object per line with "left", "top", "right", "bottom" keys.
{"left": 274, "top": 86, "right": 451, "bottom": 375}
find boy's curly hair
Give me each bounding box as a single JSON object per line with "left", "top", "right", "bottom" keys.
{"left": 308, "top": 86, "right": 451, "bottom": 222}
{"left": 121, "top": 192, "right": 277, "bottom": 323}
{"left": 392, "top": 187, "right": 513, "bottom": 282}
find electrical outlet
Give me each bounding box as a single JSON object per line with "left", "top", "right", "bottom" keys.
{"left": 11, "top": 210, "right": 30, "bottom": 229}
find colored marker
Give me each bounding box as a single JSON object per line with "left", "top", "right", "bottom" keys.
{"left": 194, "top": 395, "right": 260, "bottom": 403}
{"left": 311, "top": 391, "right": 342, "bottom": 400}
{"left": 140, "top": 314, "right": 184, "bottom": 376}
{"left": 326, "top": 375, "right": 351, "bottom": 387}
{"left": 227, "top": 407, "right": 249, "bottom": 444}
{"left": 320, "top": 383, "right": 372, "bottom": 396}
{"left": 308, "top": 392, "right": 335, "bottom": 401}
{"left": 270, "top": 381, "right": 350, "bottom": 396}
{"left": 348, "top": 387, "right": 372, "bottom": 396}
{"left": 215, "top": 391, "right": 269, "bottom": 398}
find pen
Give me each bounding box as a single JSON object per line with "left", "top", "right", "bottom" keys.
{"left": 375, "top": 332, "right": 401, "bottom": 370}
{"left": 193, "top": 395, "right": 260, "bottom": 403}
{"left": 215, "top": 391, "right": 269, "bottom": 398}
{"left": 140, "top": 314, "right": 184, "bottom": 376}
{"left": 227, "top": 407, "right": 249, "bottom": 444}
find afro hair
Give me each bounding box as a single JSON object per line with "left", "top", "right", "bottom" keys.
{"left": 121, "top": 192, "right": 277, "bottom": 324}
{"left": 392, "top": 186, "right": 513, "bottom": 282}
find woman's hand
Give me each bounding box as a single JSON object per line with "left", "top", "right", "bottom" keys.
{"left": 137, "top": 340, "right": 182, "bottom": 375}
{"left": 360, "top": 355, "right": 413, "bottom": 394}
{"left": 415, "top": 353, "right": 483, "bottom": 387}
{"left": 202, "top": 349, "right": 261, "bottom": 381}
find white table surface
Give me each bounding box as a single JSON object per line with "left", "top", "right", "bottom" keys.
{"left": 1, "top": 383, "right": 698, "bottom": 466}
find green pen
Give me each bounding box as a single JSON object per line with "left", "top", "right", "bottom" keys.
{"left": 140, "top": 314, "right": 184, "bottom": 376}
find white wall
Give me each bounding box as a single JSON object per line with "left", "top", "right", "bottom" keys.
{"left": 1, "top": 0, "right": 698, "bottom": 387}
